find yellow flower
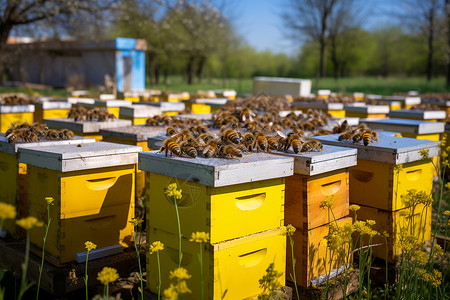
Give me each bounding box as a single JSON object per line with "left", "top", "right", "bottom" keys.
{"left": 167, "top": 183, "right": 178, "bottom": 192}
{"left": 165, "top": 183, "right": 183, "bottom": 200}
{"left": 45, "top": 197, "right": 54, "bottom": 205}
{"left": 433, "top": 244, "right": 443, "bottom": 256}
{"left": 149, "top": 241, "right": 164, "bottom": 254}
{"left": 413, "top": 250, "right": 428, "bottom": 264}
{"left": 0, "top": 202, "right": 16, "bottom": 220}
{"left": 129, "top": 217, "right": 143, "bottom": 226}
{"left": 163, "top": 284, "right": 178, "bottom": 300}
{"left": 349, "top": 204, "right": 360, "bottom": 211}
{"left": 16, "top": 216, "right": 43, "bottom": 230}
{"left": 366, "top": 220, "right": 376, "bottom": 226}
{"left": 97, "top": 267, "right": 119, "bottom": 285}
{"left": 176, "top": 280, "right": 191, "bottom": 294}
{"left": 284, "top": 224, "right": 296, "bottom": 236}
{"left": 382, "top": 231, "right": 390, "bottom": 238}
{"left": 446, "top": 183, "right": 450, "bottom": 190}
{"left": 419, "top": 149, "right": 430, "bottom": 160}
{"left": 444, "top": 210, "right": 450, "bottom": 216}
{"left": 190, "top": 231, "right": 210, "bottom": 243}
{"left": 169, "top": 268, "right": 191, "bottom": 280}
{"left": 320, "top": 196, "right": 335, "bottom": 209}
{"left": 85, "top": 241, "right": 97, "bottom": 251}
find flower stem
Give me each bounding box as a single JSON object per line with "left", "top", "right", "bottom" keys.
{"left": 288, "top": 234, "right": 300, "bottom": 300}
{"left": 85, "top": 251, "right": 90, "bottom": 300}
{"left": 157, "top": 251, "right": 161, "bottom": 300}
{"left": 36, "top": 204, "right": 51, "bottom": 300}
{"left": 18, "top": 230, "right": 31, "bottom": 300}
{"left": 134, "top": 231, "right": 144, "bottom": 300}
{"left": 199, "top": 242, "right": 204, "bottom": 300}
{"left": 174, "top": 197, "right": 182, "bottom": 267}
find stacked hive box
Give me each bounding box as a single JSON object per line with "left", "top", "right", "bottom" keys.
{"left": 0, "top": 135, "right": 95, "bottom": 237}
{"left": 34, "top": 102, "right": 72, "bottom": 123}
{"left": 388, "top": 109, "right": 446, "bottom": 123}
{"left": 43, "top": 118, "right": 132, "bottom": 141}
{"left": 314, "top": 134, "right": 439, "bottom": 262}
{"left": 139, "top": 151, "right": 294, "bottom": 299}
{"left": 18, "top": 142, "right": 141, "bottom": 265}
{"left": 119, "top": 105, "right": 162, "bottom": 125}
{"left": 273, "top": 145, "right": 357, "bottom": 287}
{"left": 292, "top": 102, "right": 345, "bottom": 118}
{"left": 0, "top": 105, "right": 35, "bottom": 132}
{"left": 363, "top": 119, "right": 444, "bottom": 142}
{"left": 344, "top": 105, "right": 390, "bottom": 119}
{"left": 81, "top": 100, "right": 133, "bottom": 118}
{"left": 147, "top": 102, "right": 186, "bottom": 116}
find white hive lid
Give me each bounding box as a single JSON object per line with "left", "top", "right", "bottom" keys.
{"left": 388, "top": 109, "right": 446, "bottom": 120}
{"left": 0, "top": 105, "right": 35, "bottom": 113}
{"left": 100, "top": 125, "right": 166, "bottom": 142}
{"left": 344, "top": 105, "right": 389, "bottom": 114}
{"left": 35, "top": 102, "right": 72, "bottom": 110}
{"left": 119, "top": 105, "right": 162, "bottom": 118}
{"left": 292, "top": 101, "right": 344, "bottom": 110}
{"left": 43, "top": 118, "right": 132, "bottom": 133}
{"left": 364, "top": 118, "right": 445, "bottom": 134}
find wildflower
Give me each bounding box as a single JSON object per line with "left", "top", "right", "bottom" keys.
{"left": 413, "top": 250, "right": 428, "bottom": 264}
{"left": 394, "top": 165, "right": 403, "bottom": 172}
{"left": 284, "top": 224, "right": 296, "bottom": 236}
{"left": 176, "top": 280, "right": 191, "bottom": 293}
{"left": 444, "top": 210, "right": 450, "bottom": 216}
{"left": 16, "top": 216, "right": 43, "bottom": 230}
{"left": 190, "top": 232, "right": 210, "bottom": 243}
{"left": 149, "top": 241, "right": 165, "bottom": 254}
{"left": 169, "top": 268, "right": 191, "bottom": 281}
{"left": 366, "top": 219, "right": 376, "bottom": 226}
{"left": 0, "top": 202, "right": 16, "bottom": 220}
{"left": 382, "top": 231, "right": 390, "bottom": 238}
{"left": 320, "top": 196, "right": 335, "bottom": 209}
{"left": 85, "top": 241, "right": 97, "bottom": 251}
{"left": 421, "top": 269, "right": 442, "bottom": 287}
{"left": 97, "top": 267, "right": 119, "bottom": 285}
{"left": 419, "top": 149, "right": 430, "bottom": 160}
{"left": 446, "top": 182, "right": 450, "bottom": 190}
{"left": 129, "top": 217, "right": 143, "bottom": 226}
{"left": 173, "top": 190, "right": 182, "bottom": 200}
{"left": 163, "top": 284, "right": 178, "bottom": 300}
{"left": 401, "top": 189, "right": 432, "bottom": 207}
{"left": 349, "top": 204, "right": 360, "bottom": 211}
{"left": 45, "top": 197, "right": 54, "bottom": 205}
{"left": 433, "top": 244, "right": 443, "bottom": 256}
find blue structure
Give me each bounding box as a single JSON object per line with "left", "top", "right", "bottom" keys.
{"left": 7, "top": 37, "right": 147, "bottom": 92}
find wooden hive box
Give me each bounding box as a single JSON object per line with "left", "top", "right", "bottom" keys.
{"left": 34, "top": 101, "right": 72, "bottom": 123}
{"left": 187, "top": 98, "right": 229, "bottom": 113}
{"left": 421, "top": 98, "right": 450, "bottom": 115}
{"left": 214, "top": 89, "right": 237, "bottom": 100}
{"left": 286, "top": 217, "right": 352, "bottom": 287}
{"left": 0, "top": 135, "right": 95, "bottom": 237}
{"left": 146, "top": 227, "right": 286, "bottom": 300}
{"left": 83, "top": 100, "right": 133, "bottom": 118}
{"left": 139, "top": 151, "right": 293, "bottom": 244}
{"left": 43, "top": 118, "right": 132, "bottom": 141}
{"left": 344, "top": 105, "right": 390, "bottom": 119}
{"left": 119, "top": 104, "right": 162, "bottom": 125}
{"left": 292, "top": 102, "right": 345, "bottom": 118}
{"left": 388, "top": 109, "right": 446, "bottom": 122}
{"left": 363, "top": 118, "right": 444, "bottom": 141}
{"left": 100, "top": 125, "right": 166, "bottom": 198}
{"left": 314, "top": 134, "right": 439, "bottom": 211}
{"left": 177, "top": 113, "right": 214, "bottom": 121}
{"left": 0, "top": 105, "right": 35, "bottom": 132}
{"left": 123, "top": 91, "right": 141, "bottom": 102}
{"left": 383, "top": 96, "right": 421, "bottom": 109}
{"left": 147, "top": 101, "right": 186, "bottom": 116}
{"left": 272, "top": 145, "right": 357, "bottom": 230}
{"left": 379, "top": 100, "right": 402, "bottom": 110}
{"left": 18, "top": 142, "right": 141, "bottom": 265}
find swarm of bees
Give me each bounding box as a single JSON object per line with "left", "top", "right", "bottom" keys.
{"left": 1, "top": 94, "right": 38, "bottom": 106}
{"left": 337, "top": 123, "right": 379, "bottom": 146}
{"left": 5, "top": 121, "right": 74, "bottom": 144}
{"left": 67, "top": 106, "right": 116, "bottom": 122}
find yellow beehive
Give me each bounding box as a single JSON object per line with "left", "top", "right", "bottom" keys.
{"left": 34, "top": 102, "right": 72, "bottom": 123}
{"left": 119, "top": 105, "right": 162, "bottom": 125}
{"left": 146, "top": 227, "right": 286, "bottom": 300}
{"left": 19, "top": 142, "right": 141, "bottom": 265}
{"left": 353, "top": 92, "right": 364, "bottom": 101}
{"left": 139, "top": 151, "right": 293, "bottom": 244}
{"left": 191, "top": 103, "right": 211, "bottom": 114}
{"left": 0, "top": 105, "right": 34, "bottom": 132}
{"left": 383, "top": 96, "right": 421, "bottom": 109}
{"left": 317, "top": 89, "right": 331, "bottom": 99}
{"left": 286, "top": 217, "right": 352, "bottom": 287}
{"left": 124, "top": 92, "right": 141, "bottom": 102}
{"left": 344, "top": 105, "right": 390, "bottom": 119}
{"left": 354, "top": 204, "right": 432, "bottom": 262}
{"left": 92, "top": 100, "right": 133, "bottom": 118}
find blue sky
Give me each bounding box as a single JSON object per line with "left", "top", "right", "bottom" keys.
{"left": 234, "top": 0, "right": 399, "bottom": 56}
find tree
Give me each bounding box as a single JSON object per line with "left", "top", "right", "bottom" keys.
{"left": 282, "top": 0, "right": 338, "bottom": 78}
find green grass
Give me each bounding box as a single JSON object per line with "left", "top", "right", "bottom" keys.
{"left": 1, "top": 76, "right": 449, "bottom": 97}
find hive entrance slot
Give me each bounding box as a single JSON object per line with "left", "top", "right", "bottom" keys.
{"left": 235, "top": 193, "right": 266, "bottom": 211}
{"left": 238, "top": 248, "right": 267, "bottom": 267}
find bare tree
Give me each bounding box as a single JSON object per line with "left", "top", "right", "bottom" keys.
{"left": 282, "top": 0, "right": 338, "bottom": 78}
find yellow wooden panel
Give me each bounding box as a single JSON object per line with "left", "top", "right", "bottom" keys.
{"left": 286, "top": 217, "right": 352, "bottom": 287}
{"left": 401, "top": 133, "right": 441, "bottom": 141}
{"left": 350, "top": 160, "right": 433, "bottom": 211}
{"left": 191, "top": 103, "right": 211, "bottom": 114}
{"left": 146, "top": 227, "right": 285, "bottom": 300}
{"left": 124, "top": 96, "right": 140, "bottom": 102}
{"left": 328, "top": 110, "right": 346, "bottom": 118}
{"left": 106, "top": 107, "right": 120, "bottom": 118}
{"left": 390, "top": 103, "right": 402, "bottom": 110}
{"left": 164, "top": 111, "right": 179, "bottom": 116}
{"left": 0, "top": 152, "right": 19, "bottom": 235}
{"left": 74, "top": 131, "right": 103, "bottom": 141}
{"left": 34, "top": 108, "right": 71, "bottom": 124}
{"left": 345, "top": 111, "right": 387, "bottom": 119}
{"left": 0, "top": 112, "right": 34, "bottom": 132}
{"left": 147, "top": 173, "right": 285, "bottom": 244}
{"left": 285, "top": 169, "right": 349, "bottom": 230}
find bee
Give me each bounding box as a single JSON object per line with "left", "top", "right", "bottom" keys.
{"left": 309, "top": 139, "right": 323, "bottom": 151}
{"left": 23, "top": 130, "right": 39, "bottom": 143}
{"left": 239, "top": 107, "right": 255, "bottom": 122}
{"left": 160, "top": 138, "right": 181, "bottom": 157}
{"left": 352, "top": 131, "right": 363, "bottom": 143}
{"left": 30, "top": 122, "right": 47, "bottom": 138}
{"left": 46, "top": 129, "right": 60, "bottom": 140}
{"left": 362, "top": 130, "right": 378, "bottom": 146}
{"left": 59, "top": 129, "right": 74, "bottom": 140}
{"left": 221, "top": 128, "right": 240, "bottom": 144}
{"left": 283, "top": 132, "right": 304, "bottom": 154}
{"left": 254, "top": 132, "right": 268, "bottom": 152}
{"left": 7, "top": 129, "right": 24, "bottom": 143}
{"left": 162, "top": 116, "right": 172, "bottom": 125}
{"left": 236, "top": 143, "right": 248, "bottom": 154}
{"left": 313, "top": 129, "right": 332, "bottom": 136}
{"left": 172, "top": 129, "right": 194, "bottom": 143}
{"left": 332, "top": 120, "right": 349, "bottom": 134}
{"left": 146, "top": 117, "right": 159, "bottom": 126}
{"left": 166, "top": 126, "right": 178, "bottom": 136}
{"left": 351, "top": 123, "right": 367, "bottom": 134}
{"left": 180, "top": 141, "right": 197, "bottom": 158}
{"left": 198, "top": 133, "right": 215, "bottom": 144}
{"left": 219, "top": 145, "right": 243, "bottom": 158}
{"left": 244, "top": 121, "right": 258, "bottom": 132}
{"left": 202, "top": 140, "right": 221, "bottom": 158}
{"left": 299, "top": 122, "right": 315, "bottom": 131}
{"left": 339, "top": 131, "right": 353, "bottom": 141}
{"left": 242, "top": 132, "right": 255, "bottom": 152}
{"left": 267, "top": 136, "right": 280, "bottom": 151}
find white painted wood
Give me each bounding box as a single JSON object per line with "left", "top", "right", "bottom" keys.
{"left": 328, "top": 117, "right": 360, "bottom": 126}
{"left": 139, "top": 151, "right": 293, "bottom": 187}
{"left": 0, "top": 105, "right": 35, "bottom": 113}
{"left": 344, "top": 105, "right": 389, "bottom": 114}
{"left": 75, "top": 244, "right": 123, "bottom": 263}
{"left": 383, "top": 96, "right": 421, "bottom": 105}
{"left": 119, "top": 105, "right": 162, "bottom": 118}
{"left": 35, "top": 102, "right": 72, "bottom": 109}
{"left": 421, "top": 98, "right": 450, "bottom": 107}
{"left": 177, "top": 113, "right": 213, "bottom": 120}
{"left": 278, "top": 110, "right": 303, "bottom": 117}
{"left": 147, "top": 102, "right": 185, "bottom": 112}
{"left": 190, "top": 98, "right": 229, "bottom": 105}
{"left": 388, "top": 109, "right": 446, "bottom": 120}
{"left": 67, "top": 97, "right": 96, "bottom": 104}
{"left": 100, "top": 125, "right": 166, "bottom": 142}
{"left": 94, "top": 100, "right": 133, "bottom": 107}
{"left": 43, "top": 118, "right": 132, "bottom": 133}
{"left": 253, "top": 76, "right": 312, "bottom": 97}
{"left": 364, "top": 118, "right": 445, "bottom": 134}
{"left": 366, "top": 94, "right": 382, "bottom": 100}
{"left": 292, "top": 101, "right": 344, "bottom": 110}
{"left": 314, "top": 134, "right": 440, "bottom": 164}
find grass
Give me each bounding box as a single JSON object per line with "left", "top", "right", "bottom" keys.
{"left": 1, "top": 76, "right": 449, "bottom": 97}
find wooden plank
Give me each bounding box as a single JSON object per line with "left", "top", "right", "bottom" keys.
{"left": 119, "top": 105, "right": 162, "bottom": 118}
{"left": 344, "top": 105, "right": 389, "bottom": 114}
{"left": 0, "top": 105, "right": 35, "bottom": 113}
{"left": 383, "top": 96, "right": 421, "bottom": 106}
{"left": 0, "top": 136, "right": 95, "bottom": 155}
{"left": 35, "top": 102, "right": 72, "bottom": 110}
{"left": 44, "top": 118, "right": 131, "bottom": 133}
{"left": 100, "top": 125, "right": 166, "bottom": 142}
{"left": 292, "top": 101, "right": 344, "bottom": 111}
{"left": 388, "top": 109, "right": 446, "bottom": 120}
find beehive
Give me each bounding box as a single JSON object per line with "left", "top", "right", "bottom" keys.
{"left": 124, "top": 91, "right": 141, "bottom": 102}
{"left": 314, "top": 134, "right": 439, "bottom": 211}
{"left": 139, "top": 151, "right": 293, "bottom": 244}
{"left": 286, "top": 217, "right": 352, "bottom": 287}
{"left": 189, "top": 98, "right": 228, "bottom": 112}
{"left": 363, "top": 118, "right": 444, "bottom": 141}
{"left": 85, "top": 100, "right": 133, "bottom": 118}
{"left": 147, "top": 227, "right": 286, "bottom": 300}
{"left": 421, "top": 98, "right": 450, "bottom": 115}
{"left": 34, "top": 102, "right": 72, "bottom": 123}
{"left": 388, "top": 109, "right": 446, "bottom": 122}
{"left": 214, "top": 90, "right": 237, "bottom": 100}
{"left": 273, "top": 145, "right": 357, "bottom": 230}
{"left": 382, "top": 96, "right": 421, "bottom": 109}
{"left": 100, "top": 125, "right": 166, "bottom": 198}
{"left": 43, "top": 118, "right": 132, "bottom": 141}
{"left": 18, "top": 142, "right": 141, "bottom": 265}
{"left": 344, "top": 105, "right": 390, "bottom": 119}
{"left": 317, "top": 90, "right": 331, "bottom": 99}
{"left": 354, "top": 204, "right": 432, "bottom": 262}
{"left": 0, "top": 134, "right": 95, "bottom": 236}
{"left": 292, "top": 102, "right": 345, "bottom": 117}
{"left": 119, "top": 104, "right": 162, "bottom": 125}
{"left": 353, "top": 92, "right": 364, "bottom": 101}
{"left": 0, "top": 105, "right": 35, "bottom": 132}
{"left": 66, "top": 97, "right": 95, "bottom": 105}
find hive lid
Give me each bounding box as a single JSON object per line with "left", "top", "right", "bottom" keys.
{"left": 147, "top": 102, "right": 185, "bottom": 112}
{"left": 177, "top": 113, "right": 213, "bottom": 120}
{"left": 18, "top": 141, "right": 141, "bottom": 172}
{"left": 67, "top": 97, "right": 96, "bottom": 105}
{"left": 119, "top": 105, "right": 162, "bottom": 118}
{"left": 43, "top": 118, "right": 132, "bottom": 133}
{"left": 421, "top": 98, "right": 450, "bottom": 107}
{"left": 138, "top": 151, "right": 294, "bottom": 187}
{"left": 190, "top": 98, "right": 229, "bottom": 105}
{"left": 271, "top": 145, "right": 357, "bottom": 175}
{"left": 35, "top": 102, "right": 72, "bottom": 109}
{"left": 0, "top": 105, "right": 35, "bottom": 113}
{"left": 292, "top": 101, "right": 343, "bottom": 110}
{"left": 94, "top": 100, "right": 133, "bottom": 107}
{"left": 314, "top": 134, "right": 440, "bottom": 164}
{"left": 344, "top": 105, "right": 389, "bottom": 114}
{"left": 364, "top": 118, "right": 445, "bottom": 134}
{"left": 383, "top": 96, "right": 421, "bottom": 105}
{"left": 0, "top": 134, "right": 95, "bottom": 155}
{"left": 388, "top": 109, "right": 446, "bottom": 120}
{"left": 100, "top": 125, "right": 166, "bottom": 142}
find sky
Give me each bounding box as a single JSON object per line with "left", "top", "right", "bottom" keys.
{"left": 234, "top": 0, "right": 400, "bottom": 56}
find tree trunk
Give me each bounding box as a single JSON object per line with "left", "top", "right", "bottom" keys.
{"left": 196, "top": 56, "right": 206, "bottom": 83}
{"left": 0, "top": 22, "right": 13, "bottom": 84}
{"left": 186, "top": 55, "right": 195, "bottom": 85}
{"left": 330, "top": 35, "right": 339, "bottom": 80}
{"left": 319, "top": 35, "right": 327, "bottom": 78}
{"left": 426, "top": 7, "right": 434, "bottom": 81}
{"left": 148, "top": 51, "right": 157, "bottom": 86}
{"left": 446, "top": 0, "right": 450, "bottom": 86}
